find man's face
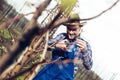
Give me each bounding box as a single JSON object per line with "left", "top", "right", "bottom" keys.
{"left": 67, "top": 25, "right": 81, "bottom": 39}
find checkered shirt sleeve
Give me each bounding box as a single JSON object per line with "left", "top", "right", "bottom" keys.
{"left": 81, "top": 41, "right": 93, "bottom": 70}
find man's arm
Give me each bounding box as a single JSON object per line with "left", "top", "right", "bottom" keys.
{"left": 48, "top": 33, "right": 65, "bottom": 50}
{"left": 81, "top": 42, "right": 93, "bottom": 70}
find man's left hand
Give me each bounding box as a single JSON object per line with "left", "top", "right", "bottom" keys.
{"left": 75, "top": 39, "right": 87, "bottom": 52}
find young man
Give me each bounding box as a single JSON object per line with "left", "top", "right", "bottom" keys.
{"left": 33, "top": 14, "right": 93, "bottom": 80}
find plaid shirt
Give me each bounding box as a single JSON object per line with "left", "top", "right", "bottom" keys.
{"left": 48, "top": 33, "right": 93, "bottom": 73}
{"left": 33, "top": 33, "right": 93, "bottom": 80}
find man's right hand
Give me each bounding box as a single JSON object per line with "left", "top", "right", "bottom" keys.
{"left": 55, "top": 39, "right": 68, "bottom": 51}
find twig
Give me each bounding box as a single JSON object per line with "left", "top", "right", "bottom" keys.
{"left": 0, "top": 0, "right": 51, "bottom": 75}
{"left": 4, "top": 57, "right": 63, "bottom": 80}
{"left": 80, "top": 0, "right": 120, "bottom": 21}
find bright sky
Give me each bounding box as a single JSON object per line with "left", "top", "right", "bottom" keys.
{"left": 79, "top": 0, "right": 120, "bottom": 80}
{"left": 6, "top": 0, "right": 120, "bottom": 80}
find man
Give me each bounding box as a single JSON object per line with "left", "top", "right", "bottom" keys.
{"left": 33, "top": 13, "right": 93, "bottom": 80}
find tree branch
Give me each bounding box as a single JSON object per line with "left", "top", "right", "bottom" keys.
{"left": 80, "top": 0, "right": 120, "bottom": 21}
{"left": 0, "top": 0, "right": 51, "bottom": 75}
{"left": 0, "top": 12, "right": 34, "bottom": 30}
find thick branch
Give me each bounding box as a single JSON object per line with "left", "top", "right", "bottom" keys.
{"left": 6, "top": 57, "right": 62, "bottom": 80}
{"left": 6, "top": 57, "right": 82, "bottom": 80}
{"left": 0, "top": 0, "right": 51, "bottom": 75}
{"left": 27, "top": 31, "right": 49, "bottom": 80}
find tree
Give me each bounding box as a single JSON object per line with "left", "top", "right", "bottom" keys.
{"left": 0, "top": 0, "right": 119, "bottom": 80}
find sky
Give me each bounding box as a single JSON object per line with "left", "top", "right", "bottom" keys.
{"left": 6, "top": 0, "right": 120, "bottom": 80}
{"left": 79, "top": 0, "right": 120, "bottom": 80}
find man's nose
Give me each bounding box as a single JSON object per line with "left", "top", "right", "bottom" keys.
{"left": 69, "top": 30, "right": 74, "bottom": 34}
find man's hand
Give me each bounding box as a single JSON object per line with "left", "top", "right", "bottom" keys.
{"left": 75, "top": 39, "right": 87, "bottom": 52}
{"left": 56, "top": 39, "right": 68, "bottom": 51}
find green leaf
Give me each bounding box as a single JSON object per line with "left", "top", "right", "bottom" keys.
{"left": 60, "top": 0, "right": 78, "bottom": 15}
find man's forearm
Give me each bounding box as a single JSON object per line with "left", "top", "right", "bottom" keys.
{"left": 82, "top": 43, "right": 93, "bottom": 70}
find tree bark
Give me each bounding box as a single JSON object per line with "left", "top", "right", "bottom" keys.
{"left": 0, "top": 0, "right": 51, "bottom": 75}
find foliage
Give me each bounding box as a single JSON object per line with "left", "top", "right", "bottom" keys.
{"left": 60, "top": 0, "right": 78, "bottom": 14}
{"left": 16, "top": 76, "right": 24, "bottom": 80}
{"left": 0, "top": 29, "right": 12, "bottom": 39}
